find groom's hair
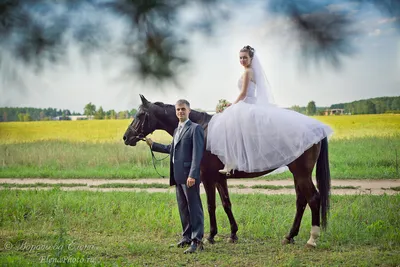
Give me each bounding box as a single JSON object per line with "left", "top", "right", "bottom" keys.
{"left": 176, "top": 99, "right": 190, "bottom": 108}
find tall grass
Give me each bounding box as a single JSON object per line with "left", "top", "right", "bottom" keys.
{"left": 0, "top": 190, "right": 399, "bottom": 266}
{"left": 0, "top": 136, "right": 399, "bottom": 178}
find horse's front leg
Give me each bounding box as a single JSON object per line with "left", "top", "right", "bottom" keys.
{"left": 216, "top": 178, "right": 238, "bottom": 243}
{"left": 202, "top": 178, "right": 217, "bottom": 244}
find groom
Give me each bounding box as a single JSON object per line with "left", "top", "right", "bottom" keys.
{"left": 145, "top": 99, "right": 205, "bottom": 254}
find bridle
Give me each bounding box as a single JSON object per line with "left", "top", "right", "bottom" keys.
{"left": 129, "top": 112, "right": 149, "bottom": 142}
{"left": 129, "top": 111, "right": 169, "bottom": 178}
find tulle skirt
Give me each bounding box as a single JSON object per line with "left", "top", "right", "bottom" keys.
{"left": 206, "top": 100, "right": 333, "bottom": 173}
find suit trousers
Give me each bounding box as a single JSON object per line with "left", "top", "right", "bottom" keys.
{"left": 176, "top": 183, "right": 204, "bottom": 242}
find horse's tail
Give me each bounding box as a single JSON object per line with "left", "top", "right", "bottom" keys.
{"left": 316, "top": 137, "right": 331, "bottom": 230}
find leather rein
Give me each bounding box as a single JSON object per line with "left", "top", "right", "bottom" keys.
{"left": 129, "top": 112, "right": 169, "bottom": 178}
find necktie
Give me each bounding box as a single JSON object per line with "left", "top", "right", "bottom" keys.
{"left": 175, "top": 125, "right": 183, "bottom": 142}
{"left": 173, "top": 125, "right": 183, "bottom": 163}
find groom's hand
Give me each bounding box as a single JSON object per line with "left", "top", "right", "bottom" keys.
{"left": 187, "top": 177, "right": 195, "bottom": 187}
{"left": 145, "top": 138, "right": 153, "bottom": 147}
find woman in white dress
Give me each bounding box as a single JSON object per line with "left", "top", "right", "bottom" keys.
{"left": 206, "top": 45, "right": 333, "bottom": 175}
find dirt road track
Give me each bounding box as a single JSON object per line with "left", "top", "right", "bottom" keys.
{"left": 0, "top": 178, "right": 399, "bottom": 195}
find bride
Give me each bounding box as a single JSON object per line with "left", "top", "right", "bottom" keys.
{"left": 206, "top": 45, "right": 333, "bottom": 175}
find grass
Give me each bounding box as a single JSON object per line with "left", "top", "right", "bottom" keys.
{"left": 250, "top": 185, "right": 294, "bottom": 190}
{"left": 332, "top": 185, "right": 360, "bottom": 190}
{"left": 0, "top": 183, "right": 87, "bottom": 188}
{"left": 0, "top": 182, "right": 365, "bottom": 190}
{"left": 390, "top": 186, "right": 400, "bottom": 192}
{"left": 0, "top": 136, "right": 399, "bottom": 179}
{"left": 91, "top": 183, "right": 170, "bottom": 189}
{"left": 0, "top": 190, "right": 399, "bottom": 266}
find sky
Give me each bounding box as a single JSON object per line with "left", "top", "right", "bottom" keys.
{"left": 1, "top": 1, "right": 399, "bottom": 113}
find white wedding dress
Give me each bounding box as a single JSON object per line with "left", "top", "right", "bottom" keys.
{"left": 206, "top": 77, "right": 333, "bottom": 173}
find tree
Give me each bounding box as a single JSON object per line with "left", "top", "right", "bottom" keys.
{"left": 118, "top": 110, "right": 129, "bottom": 119}
{"left": 95, "top": 106, "right": 105, "bottom": 120}
{"left": 365, "top": 100, "right": 376, "bottom": 114}
{"left": 2, "top": 112, "right": 7, "bottom": 122}
{"left": 108, "top": 110, "right": 117, "bottom": 120}
{"left": 391, "top": 98, "right": 400, "bottom": 111}
{"left": 290, "top": 105, "right": 302, "bottom": 113}
{"left": 306, "top": 101, "right": 317, "bottom": 115}
{"left": 130, "top": 108, "right": 137, "bottom": 118}
{"left": 18, "top": 113, "right": 25, "bottom": 121}
{"left": 1, "top": 0, "right": 399, "bottom": 89}
{"left": 23, "top": 113, "right": 32, "bottom": 121}
{"left": 84, "top": 102, "right": 96, "bottom": 118}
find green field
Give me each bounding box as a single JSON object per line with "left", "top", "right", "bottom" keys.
{"left": 0, "top": 114, "right": 399, "bottom": 179}
{"left": 0, "top": 190, "right": 399, "bottom": 266}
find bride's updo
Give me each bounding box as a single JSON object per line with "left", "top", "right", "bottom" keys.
{"left": 240, "top": 45, "right": 255, "bottom": 59}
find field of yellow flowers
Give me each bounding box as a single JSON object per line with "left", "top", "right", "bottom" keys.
{"left": 1, "top": 114, "right": 399, "bottom": 144}
{"left": 0, "top": 114, "right": 399, "bottom": 179}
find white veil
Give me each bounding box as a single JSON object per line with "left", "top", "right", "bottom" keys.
{"left": 252, "top": 50, "right": 288, "bottom": 175}
{"left": 251, "top": 52, "right": 275, "bottom": 106}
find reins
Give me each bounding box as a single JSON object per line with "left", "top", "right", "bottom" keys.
{"left": 133, "top": 135, "right": 169, "bottom": 178}
{"left": 130, "top": 112, "right": 169, "bottom": 178}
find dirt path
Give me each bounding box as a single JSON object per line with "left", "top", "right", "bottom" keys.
{"left": 0, "top": 178, "right": 399, "bottom": 195}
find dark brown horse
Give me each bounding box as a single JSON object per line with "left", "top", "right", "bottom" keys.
{"left": 123, "top": 95, "right": 331, "bottom": 247}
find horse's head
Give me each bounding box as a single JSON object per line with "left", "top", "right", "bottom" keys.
{"left": 123, "top": 95, "right": 158, "bottom": 146}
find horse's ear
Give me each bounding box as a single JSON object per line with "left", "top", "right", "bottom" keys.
{"left": 139, "top": 94, "right": 150, "bottom": 106}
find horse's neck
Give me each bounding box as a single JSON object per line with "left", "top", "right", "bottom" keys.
{"left": 155, "top": 106, "right": 212, "bottom": 136}
{"left": 189, "top": 110, "right": 212, "bottom": 128}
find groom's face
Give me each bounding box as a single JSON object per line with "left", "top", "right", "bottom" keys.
{"left": 175, "top": 103, "right": 190, "bottom": 122}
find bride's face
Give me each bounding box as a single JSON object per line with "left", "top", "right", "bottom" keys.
{"left": 239, "top": 51, "right": 251, "bottom": 67}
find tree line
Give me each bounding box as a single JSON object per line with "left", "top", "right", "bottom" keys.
{"left": 0, "top": 103, "right": 137, "bottom": 122}
{"left": 289, "top": 101, "right": 327, "bottom": 115}
{"left": 0, "top": 107, "right": 76, "bottom": 122}
{"left": 330, "top": 96, "right": 400, "bottom": 115}
{"left": 289, "top": 96, "right": 400, "bottom": 115}
{"left": 83, "top": 103, "right": 137, "bottom": 120}
{"left": 1, "top": 96, "right": 399, "bottom": 122}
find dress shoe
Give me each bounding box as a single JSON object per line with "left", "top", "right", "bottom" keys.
{"left": 184, "top": 240, "right": 204, "bottom": 254}
{"left": 177, "top": 239, "right": 191, "bottom": 248}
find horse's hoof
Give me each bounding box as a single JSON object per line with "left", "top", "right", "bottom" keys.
{"left": 227, "top": 235, "right": 238, "bottom": 243}
{"left": 305, "top": 242, "right": 316, "bottom": 249}
{"left": 205, "top": 237, "right": 215, "bottom": 245}
{"left": 282, "top": 237, "right": 295, "bottom": 245}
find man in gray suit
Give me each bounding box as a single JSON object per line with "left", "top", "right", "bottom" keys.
{"left": 145, "top": 99, "right": 205, "bottom": 254}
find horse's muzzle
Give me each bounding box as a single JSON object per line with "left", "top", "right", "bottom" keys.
{"left": 123, "top": 135, "right": 138, "bottom": 146}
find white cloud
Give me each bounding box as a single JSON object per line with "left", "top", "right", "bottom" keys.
{"left": 378, "top": 17, "right": 399, "bottom": 25}
{"left": 326, "top": 2, "right": 360, "bottom": 13}
{"left": 368, "top": 29, "right": 381, "bottom": 37}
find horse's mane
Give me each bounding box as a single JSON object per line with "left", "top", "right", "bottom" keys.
{"left": 150, "top": 101, "right": 212, "bottom": 127}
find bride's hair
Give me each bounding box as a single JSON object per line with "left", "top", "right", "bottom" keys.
{"left": 240, "top": 45, "right": 255, "bottom": 59}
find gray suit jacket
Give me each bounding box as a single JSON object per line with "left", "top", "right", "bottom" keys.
{"left": 151, "top": 120, "right": 205, "bottom": 186}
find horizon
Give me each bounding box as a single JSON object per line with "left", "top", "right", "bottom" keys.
{"left": 1, "top": 95, "right": 398, "bottom": 114}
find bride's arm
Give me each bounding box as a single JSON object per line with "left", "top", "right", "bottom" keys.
{"left": 233, "top": 69, "right": 252, "bottom": 104}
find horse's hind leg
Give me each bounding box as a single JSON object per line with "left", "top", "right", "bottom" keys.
{"left": 282, "top": 183, "right": 307, "bottom": 245}
{"left": 202, "top": 179, "right": 218, "bottom": 244}
{"left": 300, "top": 179, "right": 321, "bottom": 248}
{"left": 216, "top": 178, "right": 238, "bottom": 243}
